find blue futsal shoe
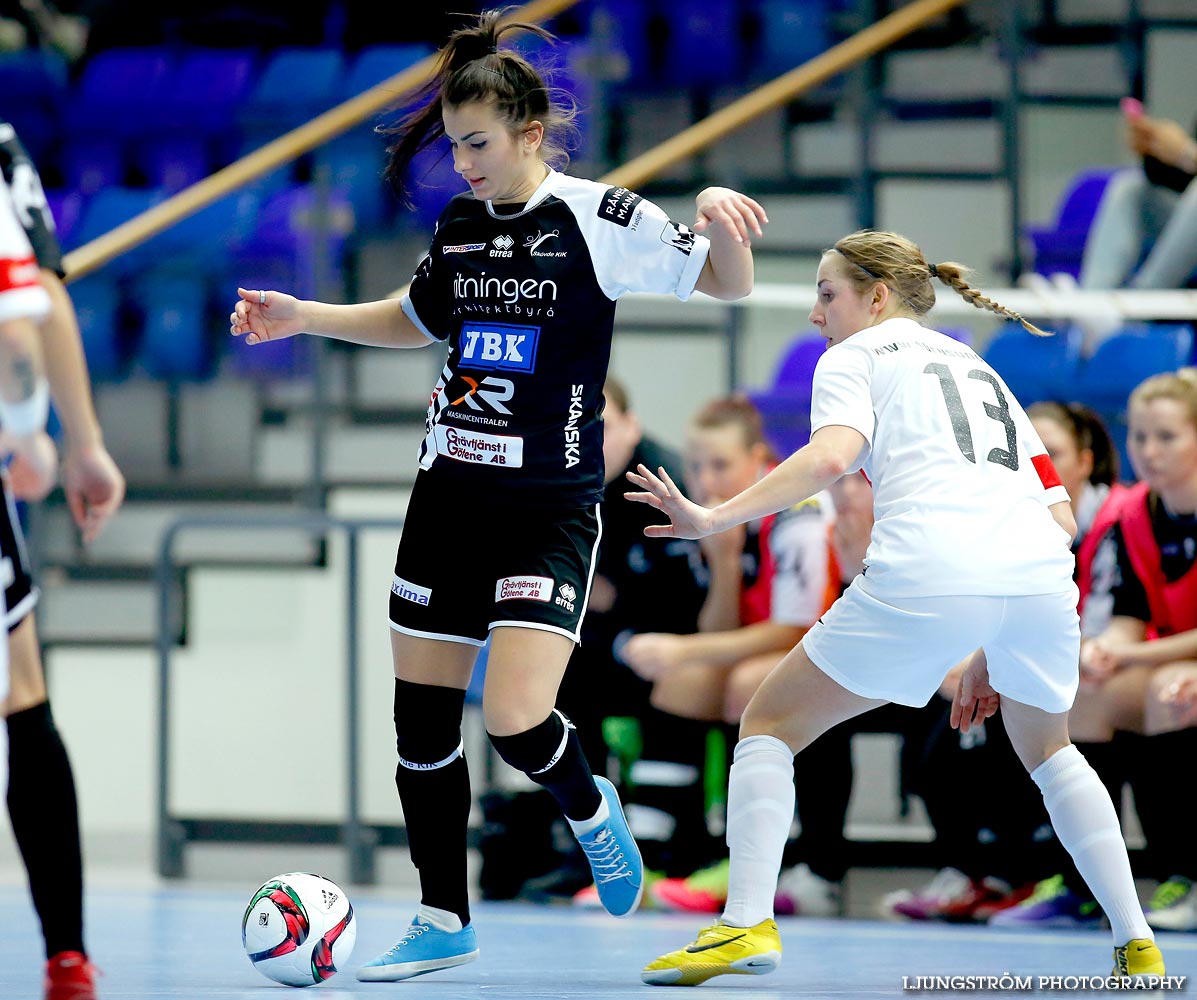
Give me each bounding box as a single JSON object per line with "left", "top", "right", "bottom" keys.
{"left": 573, "top": 776, "right": 644, "bottom": 917}
{"left": 356, "top": 910, "right": 479, "bottom": 982}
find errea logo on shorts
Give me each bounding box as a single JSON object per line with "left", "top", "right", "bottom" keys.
{"left": 392, "top": 575, "right": 431, "bottom": 606}
{"left": 555, "top": 582, "right": 577, "bottom": 613}
{"left": 496, "top": 576, "right": 554, "bottom": 602}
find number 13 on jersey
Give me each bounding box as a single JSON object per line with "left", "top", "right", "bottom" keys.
{"left": 924, "top": 362, "right": 1019, "bottom": 471}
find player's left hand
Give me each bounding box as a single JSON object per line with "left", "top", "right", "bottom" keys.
{"left": 62, "top": 441, "right": 126, "bottom": 543}
{"left": 626, "top": 464, "right": 717, "bottom": 540}
{"left": 950, "top": 651, "right": 999, "bottom": 734}
{"left": 1, "top": 430, "right": 58, "bottom": 501}
{"left": 693, "top": 187, "right": 768, "bottom": 246}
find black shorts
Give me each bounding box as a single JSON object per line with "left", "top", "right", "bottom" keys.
{"left": 0, "top": 476, "right": 38, "bottom": 631}
{"left": 389, "top": 477, "right": 601, "bottom": 646}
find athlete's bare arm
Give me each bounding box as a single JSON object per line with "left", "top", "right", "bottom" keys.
{"left": 231, "top": 290, "right": 433, "bottom": 349}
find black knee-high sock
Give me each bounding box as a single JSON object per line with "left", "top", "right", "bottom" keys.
{"left": 7, "top": 701, "right": 85, "bottom": 958}
{"left": 790, "top": 724, "right": 852, "bottom": 882}
{"left": 629, "top": 706, "right": 717, "bottom": 876}
{"left": 393, "top": 680, "right": 472, "bottom": 926}
{"left": 1128, "top": 728, "right": 1197, "bottom": 882}
{"left": 489, "top": 711, "right": 602, "bottom": 821}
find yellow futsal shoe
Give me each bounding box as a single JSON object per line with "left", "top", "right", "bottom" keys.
{"left": 641, "top": 919, "right": 781, "bottom": 986}
{"left": 1112, "top": 938, "right": 1165, "bottom": 982}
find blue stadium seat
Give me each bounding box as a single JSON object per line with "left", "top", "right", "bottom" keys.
{"left": 664, "top": 0, "right": 742, "bottom": 87}
{"left": 134, "top": 137, "right": 209, "bottom": 192}
{"left": 68, "top": 276, "right": 123, "bottom": 379}
{"left": 160, "top": 48, "right": 258, "bottom": 138}
{"left": 139, "top": 190, "right": 261, "bottom": 278}
{"left": 754, "top": 0, "right": 833, "bottom": 78}
{"left": 595, "top": 0, "right": 660, "bottom": 88}
{"left": 981, "top": 324, "right": 1083, "bottom": 405}
{"left": 133, "top": 271, "right": 212, "bottom": 379}
{"left": 239, "top": 48, "right": 347, "bottom": 139}
{"left": 66, "top": 187, "right": 165, "bottom": 275}
{"left": 1073, "top": 324, "right": 1195, "bottom": 415}
{"left": 0, "top": 50, "right": 68, "bottom": 158}
{"left": 65, "top": 47, "right": 173, "bottom": 139}
{"left": 340, "top": 44, "right": 433, "bottom": 99}
{"left": 62, "top": 138, "right": 126, "bottom": 196}
{"left": 1025, "top": 168, "right": 1120, "bottom": 280}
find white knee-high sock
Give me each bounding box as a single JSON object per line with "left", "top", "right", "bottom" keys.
{"left": 1031, "top": 744, "right": 1151, "bottom": 944}
{"left": 722, "top": 735, "right": 795, "bottom": 928}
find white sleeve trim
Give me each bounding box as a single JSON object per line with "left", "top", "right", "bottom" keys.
{"left": 0, "top": 285, "right": 50, "bottom": 323}
{"left": 673, "top": 237, "right": 710, "bottom": 302}
{"left": 1040, "top": 484, "right": 1070, "bottom": 507}
{"left": 400, "top": 294, "right": 440, "bottom": 343}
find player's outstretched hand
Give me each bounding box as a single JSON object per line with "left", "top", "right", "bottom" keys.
{"left": 230, "top": 288, "right": 305, "bottom": 345}
{"left": 950, "top": 651, "right": 999, "bottom": 734}
{"left": 625, "top": 464, "right": 716, "bottom": 539}
{"left": 693, "top": 187, "right": 768, "bottom": 246}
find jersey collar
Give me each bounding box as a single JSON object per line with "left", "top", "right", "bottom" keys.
{"left": 485, "top": 166, "right": 560, "bottom": 220}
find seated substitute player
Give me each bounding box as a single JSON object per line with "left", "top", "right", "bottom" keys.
{"left": 230, "top": 9, "right": 768, "bottom": 983}
{"left": 628, "top": 229, "right": 1164, "bottom": 986}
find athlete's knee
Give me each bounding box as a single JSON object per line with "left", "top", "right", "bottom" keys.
{"left": 393, "top": 679, "right": 467, "bottom": 771}
{"left": 488, "top": 709, "right": 572, "bottom": 775}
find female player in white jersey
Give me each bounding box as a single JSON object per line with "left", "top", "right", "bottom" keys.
{"left": 231, "top": 8, "right": 766, "bottom": 984}
{"left": 628, "top": 229, "right": 1165, "bottom": 986}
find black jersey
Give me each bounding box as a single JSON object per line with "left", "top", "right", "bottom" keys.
{"left": 403, "top": 168, "right": 710, "bottom": 507}
{"left": 0, "top": 118, "right": 63, "bottom": 277}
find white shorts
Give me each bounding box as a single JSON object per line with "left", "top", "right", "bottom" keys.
{"left": 802, "top": 576, "right": 1080, "bottom": 713}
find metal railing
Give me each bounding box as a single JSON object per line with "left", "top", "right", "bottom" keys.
{"left": 155, "top": 512, "right": 405, "bottom": 884}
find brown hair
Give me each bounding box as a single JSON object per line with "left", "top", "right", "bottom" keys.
{"left": 1027, "top": 400, "right": 1119, "bottom": 486}
{"left": 690, "top": 395, "right": 769, "bottom": 451}
{"left": 1128, "top": 368, "right": 1197, "bottom": 431}
{"left": 383, "top": 8, "right": 578, "bottom": 201}
{"left": 829, "top": 230, "right": 1049, "bottom": 337}
{"left": 604, "top": 376, "right": 630, "bottom": 414}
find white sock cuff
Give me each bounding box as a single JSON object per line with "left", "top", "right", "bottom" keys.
{"left": 1030, "top": 743, "right": 1084, "bottom": 791}
{"left": 417, "top": 904, "right": 464, "bottom": 932}
{"left": 733, "top": 734, "right": 793, "bottom": 765}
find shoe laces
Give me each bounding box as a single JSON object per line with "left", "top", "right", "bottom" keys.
{"left": 388, "top": 921, "right": 429, "bottom": 953}
{"left": 580, "top": 826, "right": 633, "bottom": 884}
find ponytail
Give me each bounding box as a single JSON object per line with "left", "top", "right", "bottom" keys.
{"left": 382, "top": 8, "right": 576, "bottom": 202}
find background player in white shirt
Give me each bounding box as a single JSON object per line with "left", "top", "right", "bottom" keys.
{"left": 629, "top": 229, "right": 1164, "bottom": 986}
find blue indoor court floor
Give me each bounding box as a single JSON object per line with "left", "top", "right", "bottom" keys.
{"left": 2, "top": 887, "right": 1194, "bottom": 999}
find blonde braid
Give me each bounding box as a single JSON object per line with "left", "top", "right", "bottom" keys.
{"left": 932, "top": 262, "right": 1050, "bottom": 337}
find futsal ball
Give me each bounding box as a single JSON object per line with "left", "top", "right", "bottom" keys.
{"left": 242, "top": 872, "right": 357, "bottom": 987}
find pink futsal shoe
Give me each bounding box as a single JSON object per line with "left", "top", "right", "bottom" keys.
{"left": 44, "top": 951, "right": 99, "bottom": 1000}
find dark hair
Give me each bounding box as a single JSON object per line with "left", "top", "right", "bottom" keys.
{"left": 829, "top": 230, "right": 1050, "bottom": 337}
{"left": 382, "top": 8, "right": 578, "bottom": 201}
{"left": 1027, "top": 400, "right": 1119, "bottom": 486}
